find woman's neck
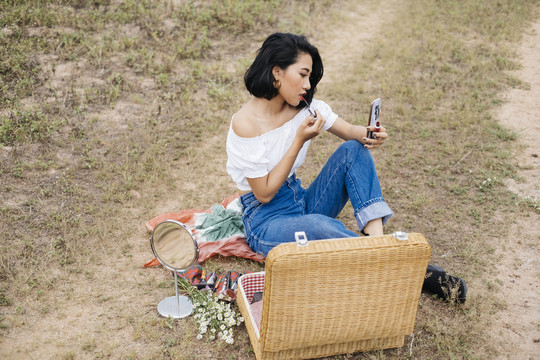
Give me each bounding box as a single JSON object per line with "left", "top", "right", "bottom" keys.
{"left": 251, "top": 96, "right": 292, "bottom": 119}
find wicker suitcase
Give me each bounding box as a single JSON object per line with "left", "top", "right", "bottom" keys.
{"left": 237, "top": 233, "right": 431, "bottom": 359}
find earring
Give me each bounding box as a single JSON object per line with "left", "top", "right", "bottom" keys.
{"left": 273, "top": 79, "right": 281, "bottom": 90}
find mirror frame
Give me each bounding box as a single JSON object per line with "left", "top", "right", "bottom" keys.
{"left": 150, "top": 219, "right": 199, "bottom": 272}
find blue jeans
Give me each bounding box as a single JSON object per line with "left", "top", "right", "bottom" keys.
{"left": 240, "top": 140, "right": 393, "bottom": 256}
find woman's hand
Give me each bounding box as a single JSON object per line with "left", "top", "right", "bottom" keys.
{"left": 247, "top": 110, "right": 326, "bottom": 204}
{"left": 295, "top": 110, "right": 326, "bottom": 143}
{"left": 363, "top": 125, "right": 388, "bottom": 149}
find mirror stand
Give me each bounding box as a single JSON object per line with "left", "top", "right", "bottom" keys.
{"left": 157, "top": 270, "right": 193, "bottom": 319}
{"left": 150, "top": 220, "right": 199, "bottom": 319}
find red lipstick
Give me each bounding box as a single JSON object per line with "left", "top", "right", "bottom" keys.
{"left": 300, "top": 96, "right": 317, "bottom": 119}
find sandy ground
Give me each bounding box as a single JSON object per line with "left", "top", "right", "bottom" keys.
{"left": 490, "top": 18, "right": 540, "bottom": 359}
{"left": 321, "top": 3, "right": 540, "bottom": 358}
{"left": 498, "top": 21, "right": 540, "bottom": 202}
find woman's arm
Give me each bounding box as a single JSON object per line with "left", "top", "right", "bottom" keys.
{"left": 247, "top": 112, "right": 326, "bottom": 204}
{"left": 328, "top": 117, "right": 387, "bottom": 149}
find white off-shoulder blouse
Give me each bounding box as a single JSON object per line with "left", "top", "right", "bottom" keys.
{"left": 226, "top": 99, "right": 338, "bottom": 191}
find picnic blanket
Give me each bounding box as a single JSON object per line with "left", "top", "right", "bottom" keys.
{"left": 144, "top": 193, "right": 265, "bottom": 267}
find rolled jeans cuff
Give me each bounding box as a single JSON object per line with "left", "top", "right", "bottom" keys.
{"left": 355, "top": 200, "right": 394, "bottom": 231}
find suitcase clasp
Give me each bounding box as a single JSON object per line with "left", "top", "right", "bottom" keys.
{"left": 393, "top": 231, "right": 409, "bottom": 241}
{"left": 295, "top": 231, "right": 309, "bottom": 246}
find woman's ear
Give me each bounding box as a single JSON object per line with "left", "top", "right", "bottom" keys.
{"left": 272, "top": 65, "right": 281, "bottom": 80}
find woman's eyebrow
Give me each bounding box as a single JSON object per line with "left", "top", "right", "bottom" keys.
{"left": 300, "top": 67, "right": 311, "bottom": 73}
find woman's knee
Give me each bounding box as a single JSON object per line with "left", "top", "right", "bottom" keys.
{"left": 300, "top": 214, "right": 357, "bottom": 239}
{"left": 337, "top": 140, "right": 372, "bottom": 164}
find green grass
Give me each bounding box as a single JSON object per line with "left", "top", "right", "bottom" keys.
{"left": 0, "top": 0, "right": 538, "bottom": 359}
{"left": 0, "top": 106, "right": 63, "bottom": 146}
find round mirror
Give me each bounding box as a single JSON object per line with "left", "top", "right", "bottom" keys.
{"left": 151, "top": 220, "right": 198, "bottom": 271}
{"left": 150, "top": 220, "right": 199, "bottom": 318}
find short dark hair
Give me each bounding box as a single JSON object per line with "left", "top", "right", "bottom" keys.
{"left": 244, "top": 33, "right": 323, "bottom": 107}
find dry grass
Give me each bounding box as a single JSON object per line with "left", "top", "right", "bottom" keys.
{"left": 1, "top": 0, "right": 538, "bottom": 359}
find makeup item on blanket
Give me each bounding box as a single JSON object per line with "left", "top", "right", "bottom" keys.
{"left": 214, "top": 275, "right": 227, "bottom": 294}
{"left": 214, "top": 271, "right": 230, "bottom": 297}
{"left": 227, "top": 271, "right": 239, "bottom": 290}
{"left": 225, "top": 285, "right": 237, "bottom": 300}
{"left": 223, "top": 271, "right": 232, "bottom": 289}
{"left": 198, "top": 271, "right": 216, "bottom": 291}
{"left": 206, "top": 271, "right": 217, "bottom": 288}
{"left": 228, "top": 271, "right": 240, "bottom": 287}
{"left": 197, "top": 269, "right": 207, "bottom": 289}
{"left": 224, "top": 271, "right": 241, "bottom": 300}
{"left": 227, "top": 290, "right": 236, "bottom": 299}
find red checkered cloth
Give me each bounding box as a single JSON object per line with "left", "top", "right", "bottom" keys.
{"left": 239, "top": 272, "right": 266, "bottom": 336}
{"left": 239, "top": 272, "right": 265, "bottom": 304}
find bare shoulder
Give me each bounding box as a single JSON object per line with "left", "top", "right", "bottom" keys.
{"left": 232, "top": 103, "right": 260, "bottom": 138}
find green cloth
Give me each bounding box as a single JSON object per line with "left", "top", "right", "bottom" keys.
{"left": 195, "top": 204, "right": 245, "bottom": 242}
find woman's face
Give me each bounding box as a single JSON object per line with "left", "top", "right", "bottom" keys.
{"left": 273, "top": 52, "right": 312, "bottom": 106}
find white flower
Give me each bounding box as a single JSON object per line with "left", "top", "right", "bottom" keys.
{"left": 180, "top": 278, "right": 243, "bottom": 344}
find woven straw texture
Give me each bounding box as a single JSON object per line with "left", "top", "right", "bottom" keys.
{"left": 237, "top": 233, "right": 430, "bottom": 359}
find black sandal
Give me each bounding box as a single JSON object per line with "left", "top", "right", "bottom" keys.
{"left": 423, "top": 264, "right": 468, "bottom": 304}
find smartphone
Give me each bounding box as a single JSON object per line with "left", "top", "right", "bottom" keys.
{"left": 366, "top": 98, "right": 381, "bottom": 140}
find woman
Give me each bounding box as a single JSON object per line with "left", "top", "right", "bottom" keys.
{"left": 226, "top": 33, "right": 466, "bottom": 302}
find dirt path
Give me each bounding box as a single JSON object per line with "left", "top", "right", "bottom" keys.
{"left": 320, "top": 3, "right": 540, "bottom": 359}
{"left": 490, "top": 18, "right": 540, "bottom": 358}
{"left": 498, "top": 20, "right": 540, "bottom": 202}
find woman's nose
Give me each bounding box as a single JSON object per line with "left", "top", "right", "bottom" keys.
{"left": 303, "top": 78, "right": 311, "bottom": 90}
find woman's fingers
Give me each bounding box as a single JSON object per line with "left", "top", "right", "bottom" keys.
{"left": 298, "top": 113, "right": 326, "bottom": 142}
{"left": 315, "top": 110, "right": 325, "bottom": 131}
{"left": 363, "top": 125, "right": 388, "bottom": 149}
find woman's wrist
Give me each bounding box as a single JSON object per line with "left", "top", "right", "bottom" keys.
{"left": 352, "top": 125, "right": 368, "bottom": 143}
{"left": 291, "top": 137, "right": 307, "bottom": 150}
